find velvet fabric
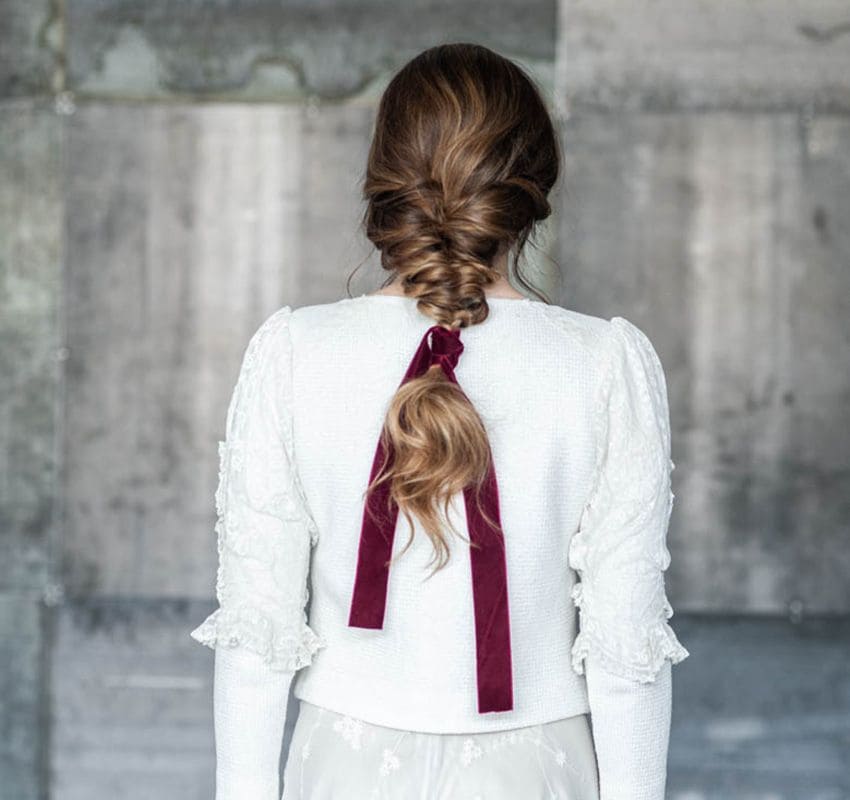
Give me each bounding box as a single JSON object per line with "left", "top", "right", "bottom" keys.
{"left": 347, "top": 324, "right": 514, "bottom": 713}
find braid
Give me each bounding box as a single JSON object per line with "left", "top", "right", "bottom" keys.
{"left": 355, "top": 43, "right": 560, "bottom": 572}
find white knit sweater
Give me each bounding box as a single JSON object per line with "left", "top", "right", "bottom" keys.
{"left": 190, "top": 294, "right": 689, "bottom": 798}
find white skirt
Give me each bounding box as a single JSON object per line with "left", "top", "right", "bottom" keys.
{"left": 282, "top": 699, "right": 599, "bottom": 800}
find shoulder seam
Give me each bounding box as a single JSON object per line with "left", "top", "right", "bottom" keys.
{"left": 524, "top": 301, "right": 609, "bottom": 355}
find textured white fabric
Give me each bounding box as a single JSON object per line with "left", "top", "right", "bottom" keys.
{"left": 213, "top": 646, "right": 294, "bottom": 800}
{"left": 191, "top": 294, "right": 689, "bottom": 799}
{"left": 584, "top": 653, "right": 672, "bottom": 800}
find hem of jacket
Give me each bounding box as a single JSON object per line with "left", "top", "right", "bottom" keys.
{"left": 291, "top": 668, "right": 592, "bottom": 734}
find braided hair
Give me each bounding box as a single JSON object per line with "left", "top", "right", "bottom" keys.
{"left": 356, "top": 42, "right": 561, "bottom": 573}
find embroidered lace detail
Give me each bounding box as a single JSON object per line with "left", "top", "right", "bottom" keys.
{"left": 379, "top": 747, "right": 402, "bottom": 776}
{"left": 333, "top": 715, "right": 366, "bottom": 751}
{"left": 568, "top": 316, "right": 689, "bottom": 684}
{"left": 287, "top": 701, "right": 599, "bottom": 798}
{"left": 569, "top": 583, "right": 688, "bottom": 683}
{"left": 190, "top": 305, "right": 327, "bottom": 672}
{"left": 189, "top": 604, "right": 324, "bottom": 672}
{"left": 461, "top": 738, "right": 483, "bottom": 767}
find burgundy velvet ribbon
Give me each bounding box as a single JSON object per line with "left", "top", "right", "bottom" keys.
{"left": 348, "top": 323, "right": 514, "bottom": 713}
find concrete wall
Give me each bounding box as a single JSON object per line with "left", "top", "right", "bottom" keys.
{"left": 1, "top": 0, "right": 848, "bottom": 797}
{"left": 554, "top": 1, "right": 850, "bottom": 615}
{"left": 0, "top": 98, "right": 63, "bottom": 800}
{"left": 558, "top": 112, "right": 850, "bottom": 613}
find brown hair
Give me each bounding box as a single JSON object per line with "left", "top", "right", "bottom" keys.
{"left": 351, "top": 43, "right": 561, "bottom": 574}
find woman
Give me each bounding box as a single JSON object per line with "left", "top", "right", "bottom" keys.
{"left": 190, "top": 42, "right": 689, "bottom": 800}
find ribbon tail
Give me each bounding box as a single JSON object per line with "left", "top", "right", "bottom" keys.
{"left": 348, "top": 435, "right": 398, "bottom": 628}
{"left": 348, "top": 326, "right": 436, "bottom": 629}
{"left": 464, "top": 463, "right": 514, "bottom": 713}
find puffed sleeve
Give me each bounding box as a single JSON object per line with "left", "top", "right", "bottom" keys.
{"left": 569, "top": 315, "right": 689, "bottom": 682}
{"left": 190, "top": 304, "right": 326, "bottom": 672}
{"left": 568, "top": 316, "right": 689, "bottom": 800}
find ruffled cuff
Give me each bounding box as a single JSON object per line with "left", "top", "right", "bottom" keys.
{"left": 190, "top": 603, "right": 327, "bottom": 673}
{"left": 569, "top": 583, "right": 689, "bottom": 684}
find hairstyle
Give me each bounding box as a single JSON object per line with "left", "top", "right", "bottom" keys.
{"left": 353, "top": 42, "right": 561, "bottom": 575}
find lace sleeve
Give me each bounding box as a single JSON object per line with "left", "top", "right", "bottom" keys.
{"left": 568, "top": 316, "right": 689, "bottom": 683}
{"left": 190, "top": 305, "right": 327, "bottom": 672}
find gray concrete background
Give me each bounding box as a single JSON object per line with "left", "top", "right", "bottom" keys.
{"left": 1, "top": 0, "right": 849, "bottom": 798}
{"left": 559, "top": 111, "right": 850, "bottom": 614}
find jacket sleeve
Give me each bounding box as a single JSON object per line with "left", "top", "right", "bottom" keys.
{"left": 568, "top": 316, "right": 689, "bottom": 800}
{"left": 189, "top": 305, "right": 326, "bottom": 799}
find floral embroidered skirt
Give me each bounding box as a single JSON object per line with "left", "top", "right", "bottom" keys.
{"left": 281, "top": 699, "right": 599, "bottom": 800}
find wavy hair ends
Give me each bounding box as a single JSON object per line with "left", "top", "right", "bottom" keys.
{"left": 360, "top": 43, "right": 560, "bottom": 574}
{"left": 365, "top": 365, "right": 504, "bottom": 578}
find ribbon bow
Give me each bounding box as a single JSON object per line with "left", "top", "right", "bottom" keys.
{"left": 348, "top": 324, "right": 514, "bottom": 713}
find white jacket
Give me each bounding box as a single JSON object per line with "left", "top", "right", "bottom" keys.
{"left": 190, "top": 294, "right": 689, "bottom": 798}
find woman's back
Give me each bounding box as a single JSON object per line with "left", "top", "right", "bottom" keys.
{"left": 191, "top": 292, "right": 689, "bottom": 798}
{"left": 290, "top": 293, "right": 608, "bottom": 731}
